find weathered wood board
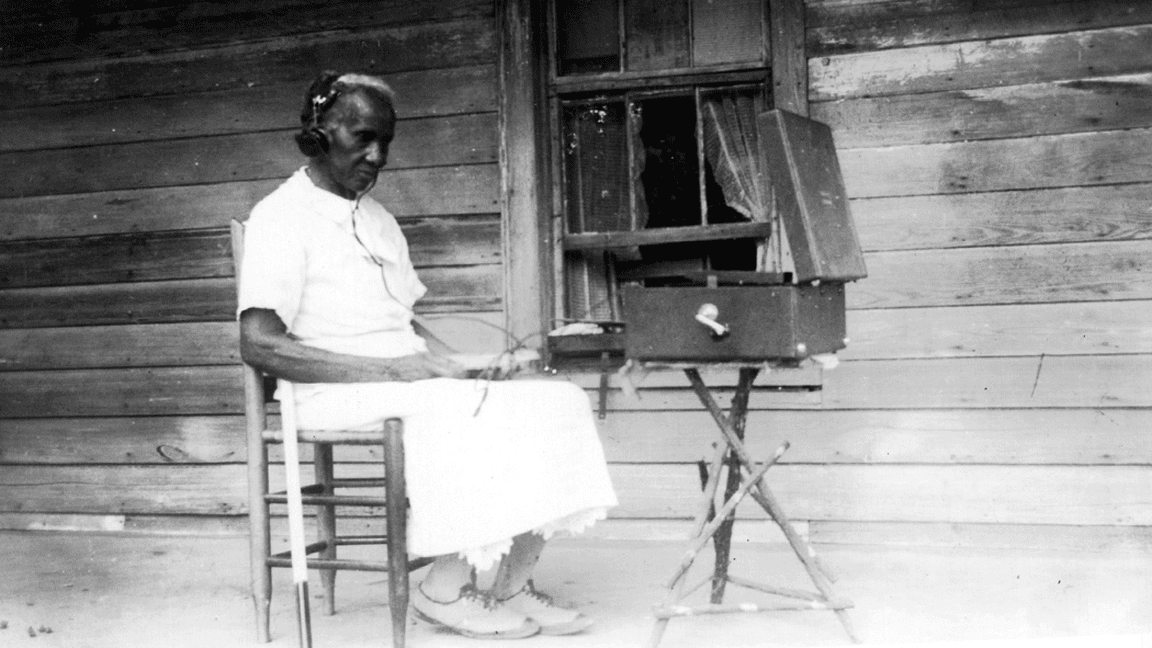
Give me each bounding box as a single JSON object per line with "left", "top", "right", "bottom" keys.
{"left": 844, "top": 301, "right": 1152, "bottom": 359}
{"left": 0, "top": 114, "right": 497, "bottom": 199}
{"left": 4, "top": 407, "right": 1147, "bottom": 466}
{"left": 0, "top": 166, "right": 500, "bottom": 242}
{"left": 850, "top": 183, "right": 1152, "bottom": 252}
{"left": 839, "top": 128, "right": 1152, "bottom": 199}
{"left": 0, "top": 217, "right": 500, "bottom": 288}
{"left": 2, "top": 0, "right": 494, "bottom": 66}
{"left": 813, "top": 73, "right": 1152, "bottom": 148}
{"left": 808, "top": 0, "right": 1152, "bottom": 56}
{"left": 0, "top": 18, "right": 497, "bottom": 109}
{"left": 0, "top": 311, "right": 505, "bottom": 372}
{"left": 852, "top": 240, "right": 1152, "bottom": 309}
{"left": 5, "top": 353, "right": 1147, "bottom": 418}
{"left": 5, "top": 463, "right": 1151, "bottom": 526}
{"left": 810, "top": 24, "right": 1152, "bottom": 100}
{"left": 0, "top": 65, "right": 497, "bottom": 153}
{"left": 0, "top": 267, "right": 502, "bottom": 329}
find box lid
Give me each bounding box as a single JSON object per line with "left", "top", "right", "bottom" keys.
{"left": 758, "top": 109, "right": 868, "bottom": 283}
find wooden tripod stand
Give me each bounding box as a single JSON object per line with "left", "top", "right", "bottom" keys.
{"left": 647, "top": 367, "right": 859, "bottom": 647}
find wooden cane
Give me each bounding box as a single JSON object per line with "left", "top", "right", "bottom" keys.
{"left": 279, "top": 381, "right": 313, "bottom": 648}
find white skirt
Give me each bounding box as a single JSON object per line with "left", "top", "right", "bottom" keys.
{"left": 288, "top": 377, "right": 619, "bottom": 570}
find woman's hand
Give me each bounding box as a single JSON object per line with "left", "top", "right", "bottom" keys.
{"left": 382, "top": 352, "right": 468, "bottom": 381}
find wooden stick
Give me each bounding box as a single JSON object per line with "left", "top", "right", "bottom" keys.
{"left": 690, "top": 442, "right": 728, "bottom": 537}
{"left": 654, "top": 598, "right": 853, "bottom": 619}
{"left": 666, "top": 444, "right": 787, "bottom": 588}
{"left": 685, "top": 368, "right": 858, "bottom": 643}
{"left": 711, "top": 367, "right": 758, "bottom": 603}
{"left": 726, "top": 575, "right": 830, "bottom": 604}
{"left": 684, "top": 369, "right": 837, "bottom": 583}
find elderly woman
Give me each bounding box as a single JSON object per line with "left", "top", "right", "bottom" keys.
{"left": 238, "top": 71, "right": 617, "bottom": 639}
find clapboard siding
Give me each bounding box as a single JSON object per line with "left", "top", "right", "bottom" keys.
{"left": 797, "top": 0, "right": 1148, "bottom": 548}
{"left": 0, "top": 267, "right": 502, "bottom": 329}
{"left": 2, "top": 0, "right": 493, "bottom": 66}
{"left": 0, "top": 166, "right": 500, "bottom": 242}
{"left": 0, "top": 19, "right": 497, "bottom": 109}
{"left": 807, "top": 0, "right": 1152, "bottom": 56}
{"left": 0, "top": 323, "right": 241, "bottom": 370}
{"left": 6, "top": 463, "right": 1151, "bottom": 526}
{"left": 0, "top": 366, "right": 245, "bottom": 418}
{"left": 810, "top": 24, "right": 1152, "bottom": 101}
{"left": 1, "top": 66, "right": 497, "bottom": 153}
{"left": 821, "top": 355, "right": 1152, "bottom": 410}
{"left": 845, "top": 301, "right": 1152, "bottom": 359}
{"left": 9, "top": 353, "right": 1144, "bottom": 419}
{"left": 852, "top": 240, "right": 1152, "bottom": 309}
{"left": 851, "top": 183, "right": 1152, "bottom": 252}
{"left": 0, "top": 217, "right": 500, "bottom": 288}
{"left": 813, "top": 73, "right": 1152, "bottom": 148}
{"left": 0, "top": 0, "right": 517, "bottom": 539}
{"left": 0, "top": 416, "right": 247, "bottom": 465}
{"left": 0, "top": 312, "right": 506, "bottom": 372}
{"left": 607, "top": 464, "right": 1152, "bottom": 525}
{"left": 1, "top": 0, "right": 1148, "bottom": 552}
{"left": 3, "top": 407, "right": 1147, "bottom": 466}
{"left": 0, "top": 114, "right": 497, "bottom": 199}
{"left": 0, "top": 465, "right": 247, "bottom": 515}
{"left": 565, "top": 354, "right": 1152, "bottom": 410}
{"left": 808, "top": 521, "right": 1152, "bottom": 552}
{"left": 594, "top": 409, "right": 1151, "bottom": 465}
{"left": 840, "top": 128, "right": 1152, "bottom": 199}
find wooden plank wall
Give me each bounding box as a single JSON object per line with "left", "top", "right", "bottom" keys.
{"left": 567, "top": 0, "right": 1151, "bottom": 551}
{"left": 795, "top": 0, "right": 1152, "bottom": 548}
{"left": 557, "top": 0, "right": 1152, "bottom": 550}
{"left": 0, "top": 0, "right": 509, "bottom": 533}
{"left": 2, "top": 0, "right": 1150, "bottom": 553}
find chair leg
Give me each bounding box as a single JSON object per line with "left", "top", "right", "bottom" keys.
{"left": 314, "top": 443, "right": 338, "bottom": 616}
{"left": 250, "top": 437, "right": 273, "bottom": 642}
{"left": 383, "top": 418, "right": 409, "bottom": 648}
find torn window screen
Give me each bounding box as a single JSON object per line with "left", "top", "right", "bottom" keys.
{"left": 560, "top": 90, "right": 765, "bottom": 321}
{"left": 701, "top": 90, "right": 771, "bottom": 224}
{"left": 562, "top": 102, "right": 628, "bottom": 322}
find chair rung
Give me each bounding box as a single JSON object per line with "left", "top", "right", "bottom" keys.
{"left": 270, "top": 537, "right": 389, "bottom": 559}
{"left": 262, "top": 429, "right": 388, "bottom": 445}
{"left": 266, "top": 555, "right": 433, "bottom": 573}
{"left": 266, "top": 493, "right": 388, "bottom": 506}
{"left": 336, "top": 535, "right": 389, "bottom": 546}
{"left": 331, "top": 478, "right": 386, "bottom": 488}
{"left": 269, "top": 556, "right": 390, "bottom": 572}
{"left": 272, "top": 540, "right": 330, "bottom": 559}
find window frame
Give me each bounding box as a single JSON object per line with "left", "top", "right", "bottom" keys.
{"left": 496, "top": 0, "right": 807, "bottom": 356}
{"left": 545, "top": 0, "right": 775, "bottom": 325}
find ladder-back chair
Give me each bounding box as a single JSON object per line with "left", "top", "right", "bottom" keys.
{"left": 231, "top": 219, "right": 432, "bottom": 647}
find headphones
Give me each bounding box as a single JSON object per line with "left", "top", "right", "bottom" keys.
{"left": 294, "top": 72, "right": 344, "bottom": 157}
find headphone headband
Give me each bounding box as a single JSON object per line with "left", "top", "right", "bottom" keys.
{"left": 296, "top": 72, "right": 345, "bottom": 157}
{"left": 307, "top": 80, "right": 344, "bottom": 130}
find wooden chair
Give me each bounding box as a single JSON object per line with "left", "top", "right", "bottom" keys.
{"left": 231, "top": 220, "right": 432, "bottom": 647}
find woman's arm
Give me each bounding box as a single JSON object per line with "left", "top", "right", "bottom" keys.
{"left": 410, "top": 314, "right": 458, "bottom": 356}
{"left": 240, "top": 308, "right": 465, "bottom": 383}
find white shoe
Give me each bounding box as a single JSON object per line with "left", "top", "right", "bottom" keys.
{"left": 412, "top": 583, "right": 540, "bottom": 639}
{"left": 500, "top": 580, "right": 594, "bottom": 636}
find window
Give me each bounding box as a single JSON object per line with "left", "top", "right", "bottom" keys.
{"left": 548, "top": 0, "right": 779, "bottom": 324}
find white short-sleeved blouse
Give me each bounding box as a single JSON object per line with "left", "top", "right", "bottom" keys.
{"left": 238, "top": 168, "right": 431, "bottom": 390}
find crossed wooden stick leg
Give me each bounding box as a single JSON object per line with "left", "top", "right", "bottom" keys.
{"left": 646, "top": 368, "right": 859, "bottom": 648}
